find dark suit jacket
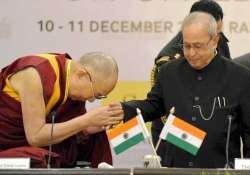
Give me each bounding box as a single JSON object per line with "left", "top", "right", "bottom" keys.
{"left": 123, "top": 55, "right": 250, "bottom": 168}
{"left": 151, "top": 31, "right": 231, "bottom": 158}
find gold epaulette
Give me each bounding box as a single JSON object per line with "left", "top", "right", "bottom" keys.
{"left": 150, "top": 56, "right": 170, "bottom": 87}
{"left": 150, "top": 64, "right": 158, "bottom": 87}
{"left": 155, "top": 56, "right": 170, "bottom": 66}
{"left": 174, "top": 53, "right": 181, "bottom": 59}
{"left": 151, "top": 53, "right": 181, "bottom": 87}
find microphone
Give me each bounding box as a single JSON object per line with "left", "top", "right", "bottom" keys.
{"left": 224, "top": 114, "right": 232, "bottom": 169}
{"left": 47, "top": 111, "right": 56, "bottom": 169}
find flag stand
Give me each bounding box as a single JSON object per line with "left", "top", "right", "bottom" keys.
{"left": 136, "top": 108, "right": 161, "bottom": 167}
{"left": 147, "top": 137, "right": 162, "bottom": 167}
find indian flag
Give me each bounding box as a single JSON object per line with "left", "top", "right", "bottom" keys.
{"left": 159, "top": 114, "right": 206, "bottom": 155}
{"left": 107, "top": 113, "right": 149, "bottom": 155}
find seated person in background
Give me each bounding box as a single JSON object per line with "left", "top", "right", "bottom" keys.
{"left": 119, "top": 12, "right": 250, "bottom": 168}
{"left": 0, "top": 52, "right": 123, "bottom": 168}
{"left": 151, "top": 0, "right": 231, "bottom": 159}
{"left": 233, "top": 53, "right": 250, "bottom": 69}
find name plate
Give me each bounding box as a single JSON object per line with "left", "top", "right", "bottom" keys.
{"left": 0, "top": 158, "right": 30, "bottom": 169}
{"left": 235, "top": 158, "right": 250, "bottom": 169}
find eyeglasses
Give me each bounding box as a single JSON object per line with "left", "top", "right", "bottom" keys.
{"left": 181, "top": 37, "right": 212, "bottom": 53}
{"left": 84, "top": 68, "right": 107, "bottom": 100}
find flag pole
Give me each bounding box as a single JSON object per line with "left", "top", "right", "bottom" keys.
{"left": 155, "top": 107, "right": 175, "bottom": 152}
{"left": 136, "top": 108, "right": 161, "bottom": 167}
{"left": 155, "top": 137, "right": 162, "bottom": 153}
{"left": 147, "top": 136, "right": 162, "bottom": 167}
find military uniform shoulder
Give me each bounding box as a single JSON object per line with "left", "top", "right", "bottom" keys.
{"left": 155, "top": 31, "right": 183, "bottom": 64}
{"left": 155, "top": 53, "right": 181, "bottom": 65}
{"left": 150, "top": 56, "right": 183, "bottom": 86}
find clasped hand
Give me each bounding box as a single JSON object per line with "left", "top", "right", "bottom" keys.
{"left": 87, "top": 102, "right": 124, "bottom": 130}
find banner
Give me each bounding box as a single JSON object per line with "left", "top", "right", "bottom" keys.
{"left": 0, "top": 0, "right": 249, "bottom": 81}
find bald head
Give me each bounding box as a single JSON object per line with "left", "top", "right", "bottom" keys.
{"left": 68, "top": 52, "right": 118, "bottom": 101}
{"left": 78, "top": 52, "right": 118, "bottom": 83}
{"left": 78, "top": 52, "right": 118, "bottom": 93}
{"left": 181, "top": 12, "right": 217, "bottom": 37}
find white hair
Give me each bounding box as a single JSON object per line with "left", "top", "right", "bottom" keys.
{"left": 181, "top": 11, "right": 217, "bottom": 36}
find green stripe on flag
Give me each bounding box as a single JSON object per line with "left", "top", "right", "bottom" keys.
{"left": 114, "top": 133, "right": 144, "bottom": 155}
{"left": 166, "top": 133, "right": 199, "bottom": 155}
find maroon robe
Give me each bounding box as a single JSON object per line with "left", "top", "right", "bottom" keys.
{"left": 0, "top": 53, "right": 112, "bottom": 168}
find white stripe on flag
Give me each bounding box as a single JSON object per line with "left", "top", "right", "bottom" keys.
{"left": 159, "top": 113, "right": 175, "bottom": 139}
{"left": 136, "top": 111, "right": 150, "bottom": 138}
{"left": 168, "top": 124, "right": 202, "bottom": 148}
{"left": 110, "top": 125, "right": 143, "bottom": 147}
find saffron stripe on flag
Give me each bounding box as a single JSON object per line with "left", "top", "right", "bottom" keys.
{"left": 114, "top": 133, "right": 144, "bottom": 155}
{"left": 107, "top": 117, "right": 137, "bottom": 140}
{"left": 173, "top": 117, "right": 206, "bottom": 140}
{"left": 166, "top": 133, "right": 199, "bottom": 155}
